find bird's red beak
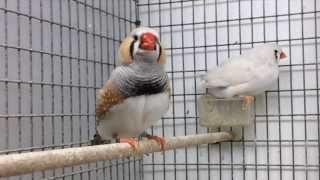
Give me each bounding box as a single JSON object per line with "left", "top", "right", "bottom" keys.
{"left": 280, "top": 51, "right": 287, "bottom": 60}
{"left": 140, "top": 33, "right": 157, "bottom": 51}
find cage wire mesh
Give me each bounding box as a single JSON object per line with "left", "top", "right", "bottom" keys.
{"left": 0, "top": 0, "right": 141, "bottom": 179}
{"left": 0, "top": 0, "right": 319, "bottom": 180}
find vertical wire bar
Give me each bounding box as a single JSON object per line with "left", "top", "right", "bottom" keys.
{"left": 83, "top": 0, "right": 91, "bottom": 179}
{"left": 225, "top": 1, "right": 234, "bottom": 179}
{"left": 300, "top": 1, "right": 308, "bottom": 179}
{"left": 99, "top": 0, "right": 107, "bottom": 178}
{"left": 123, "top": 1, "right": 131, "bottom": 179}
{"left": 106, "top": 1, "right": 114, "bottom": 179}
{"left": 169, "top": 0, "right": 177, "bottom": 179}
{"left": 118, "top": 1, "right": 126, "bottom": 178}
{"left": 1, "top": 16, "right": 8, "bottom": 159}
{"left": 179, "top": 1, "right": 188, "bottom": 180}
{"left": 123, "top": 0, "right": 127, "bottom": 35}
{"left": 17, "top": 0, "right": 22, "bottom": 155}
{"left": 250, "top": 0, "right": 258, "bottom": 179}
{"left": 67, "top": 0, "right": 74, "bottom": 178}
{"left": 3, "top": 0, "right": 9, "bottom": 158}
{"left": 238, "top": 1, "right": 246, "bottom": 179}
{"left": 287, "top": 0, "right": 296, "bottom": 179}
{"left": 117, "top": 0, "right": 121, "bottom": 41}
{"left": 149, "top": 1, "right": 155, "bottom": 180}
{"left": 314, "top": 0, "right": 320, "bottom": 177}
{"left": 191, "top": 1, "right": 200, "bottom": 180}
{"left": 28, "top": 0, "right": 34, "bottom": 178}
{"left": 59, "top": 0, "right": 66, "bottom": 177}
{"left": 275, "top": 0, "right": 283, "bottom": 179}
{"left": 75, "top": 1, "right": 83, "bottom": 179}
{"left": 203, "top": 0, "right": 211, "bottom": 180}
{"left": 107, "top": 1, "right": 114, "bottom": 179}
{"left": 262, "top": 0, "right": 271, "bottom": 180}
{"left": 148, "top": 1, "right": 155, "bottom": 179}
{"left": 157, "top": 2, "right": 167, "bottom": 180}
{"left": 214, "top": 0, "right": 222, "bottom": 179}
{"left": 144, "top": 1, "right": 155, "bottom": 179}
{"left": 91, "top": 0, "right": 99, "bottom": 178}
{"left": 134, "top": 0, "right": 140, "bottom": 26}
{"left": 130, "top": 1, "right": 137, "bottom": 180}
{"left": 40, "top": 0, "right": 45, "bottom": 177}
{"left": 111, "top": 0, "right": 119, "bottom": 179}
{"left": 129, "top": 0, "right": 133, "bottom": 30}
{"left": 49, "top": 0, "right": 56, "bottom": 177}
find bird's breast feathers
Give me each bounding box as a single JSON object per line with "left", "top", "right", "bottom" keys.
{"left": 96, "top": 92, "right": 170, "bottom": 139}
{"left": 96, "top": 62, "right": 170, "bottom": 122}
{"left": 111, "top": 63, "right": 169, "bottom": 97}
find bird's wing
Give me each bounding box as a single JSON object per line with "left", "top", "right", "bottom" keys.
{"left": 205, "top": 57, "right": 258, "bottom": 88}
{"left": 96, "top": 80, "right": 126, "bottom": 122}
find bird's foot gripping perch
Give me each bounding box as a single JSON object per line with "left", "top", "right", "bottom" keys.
{"left": 119, "top": 138, "right": 142, "bottom": 156}
{"left": 140, "top": 132, "right": 166, "bottom": 153}
{"left": 242, "top": 96, "right": 255, "bottom": 110}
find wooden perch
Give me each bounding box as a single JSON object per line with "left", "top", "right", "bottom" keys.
{"left": 0, "top": 132, "right": 234, "bottom": 177}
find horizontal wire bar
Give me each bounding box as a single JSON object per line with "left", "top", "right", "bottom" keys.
{"left": 46, "top": 159, "right": 141, "bottom": 179}
{"left": 162, "top": 113, "right": 320, "bottom": 120}
{"left": 166, "top": 62, "right": 320, "bottom": 74}
{"left": 137, "top": 0, "right": 277, "bottom": 6}
{"left": 71, "top": 0, "right": 135, "bottom": 23}
{"left": 137, "top": 0, "right": 194, "bottom": 6}
{"left": 0, "top": 7, "right": 124, "bottom": 43}
{"left": 165, "top": 36, "right": 320, "bottom": 50}
{"left": 0, "top": 78, "right": 99, "bottom": 89}
{"left": 0, "top": 44, "right": 116, "bottom": 66}
{"left": 0, "top": 113, "right": 95, "bottom": 118}
{"left": 171, "top": 88, "right": 320, "bottom": 97}
{"left": 147, "top": 11, "right": 319, "bottom": 28}
{"left": 142, "top": 163, "right": 319, "bottom": 168}
{"left": 143, "top": 163, "right": 319, "bottom": 168}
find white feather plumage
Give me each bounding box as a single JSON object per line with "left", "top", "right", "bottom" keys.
{"left": 97, "top": 93, "right": 170, "bottom": 140}
{"left": 203, "top": 44, "right": 284, "bottom": 98}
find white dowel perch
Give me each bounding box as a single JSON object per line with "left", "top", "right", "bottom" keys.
{"left": 0, "top": 132, "right": 234, "bottom": 177}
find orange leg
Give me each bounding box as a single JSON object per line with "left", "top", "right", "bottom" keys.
{"left": 146, "top": 135, "right": 166, "bottom": 152}
{"left": 242, "top": 96, "right": 255, "bottom": 110}
{"left": 120, "top": 138, "right": 139, "bottom": 152}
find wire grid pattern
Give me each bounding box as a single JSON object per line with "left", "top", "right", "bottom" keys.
{"left": 138, "top": 0, "right": 319, "bottom": 180}
{"left": 0, "top": 0, "right": 319, "bottom": 180}
{"left": 0, "top": 0, "right": 141, "bottom": 179}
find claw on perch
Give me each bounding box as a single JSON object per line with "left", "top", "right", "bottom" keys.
{"left": 242, "top": 96, "right": 255, "bottom": 110}
{"left": 146, "top": 135, "right": 166, "bottom": 152}
{"left": 120, "top": 138, "right": 139, "bottom": 152}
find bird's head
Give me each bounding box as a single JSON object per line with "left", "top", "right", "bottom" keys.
{"left": 118, "top": 27, "right": 166, "bottom": 65}
{"left": 253, "top": 43, "right": 287, "bottom": 64}
{"left": 273, "top": 46, "right": 287, "bottom": 62}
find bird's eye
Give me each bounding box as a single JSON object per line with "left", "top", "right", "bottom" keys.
{"left": 133, "top": 35, "right": 138, "bottom": 41}
{"left": 274, "top": 50, "right": 278, "bottom": 59}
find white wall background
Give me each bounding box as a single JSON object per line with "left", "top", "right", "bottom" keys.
{"left": 138, "top": 0, "right": 319, "bottom": 180}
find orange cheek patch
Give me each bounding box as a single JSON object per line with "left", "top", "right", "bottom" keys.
{"left": 118, "top": 37, "right": 134, "bottom": 64}
{"left": 158, "top": 45, "right": 167, "bottom": 65}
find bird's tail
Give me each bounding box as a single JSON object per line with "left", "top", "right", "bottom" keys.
{"left": 197, "top": 73, "right": 208, "bottom": 88}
